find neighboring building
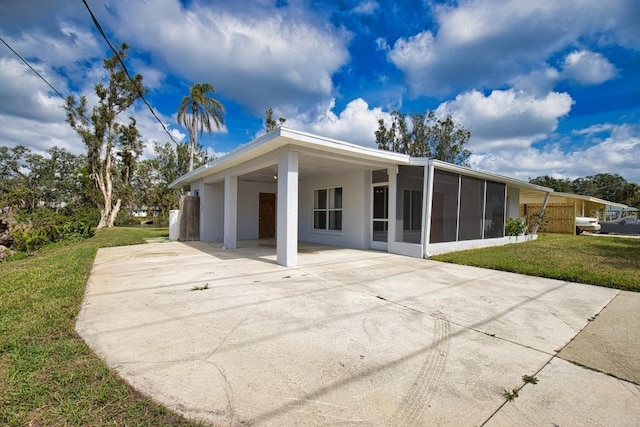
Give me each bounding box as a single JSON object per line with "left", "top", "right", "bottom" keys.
{"left": 133, "top": 208, "right": 148, "bottom": 218}
{"left": 520, "top": 191, "right": 628, "bottom": 233}
{"left": 170, "top": 127, "right": 552, "bottom": 267}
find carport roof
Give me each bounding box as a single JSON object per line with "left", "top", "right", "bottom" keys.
{"left": 521, "top": 190, "right": 628, "bottom": 208}
{"left": 169, "top": 126, "right": 410, "bottom": 188}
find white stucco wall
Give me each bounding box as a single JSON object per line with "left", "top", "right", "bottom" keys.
{"left": 237, "top": 181, "right": 278, "bottom": 240}
{"left": 507, "top": 187, "right": 521, "bottom": 219}
{"left": 199, "top": 180, "right": 278, "bottom": 241}
{"left": 299, "top": 170, "right": 370, "bottom": 249}
{"left": 426, "top": 234, "right": 538, "bottom": 256}
{"left": 201, "top": 181, "right": 224, "bottom": 242}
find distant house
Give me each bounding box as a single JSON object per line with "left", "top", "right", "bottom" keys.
{"left": 520, "top": 191, "right": 628, "bottom": 233}
{"left": 170, "top": 127, "right": 552, "bottom": 267}
{"left": 132, "top": 208, "right": 148, "bottom": 218}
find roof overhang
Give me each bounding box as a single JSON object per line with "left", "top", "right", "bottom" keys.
{"left": 521, "top": 190, "right": 628, "bottom": 208}
{"left": 169, "top": 126, "right": 411, "bottom": 189}
{"left": 428, "top": 159, "right": 554, "bottom": 193}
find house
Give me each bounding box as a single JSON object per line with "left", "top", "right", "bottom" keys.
{"left": 520, "top": 191, "right": 628, "bottom": 233}
{"left": 170, "top": 127, "right": 553, "bottom": 267}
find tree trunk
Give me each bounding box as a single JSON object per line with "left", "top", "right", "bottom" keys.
{"left": 107, "top": 198, "right": 122, "bottom": 227}
{"left": 188, "top": 109, "right": 197, "bottom": 172}
{"left": 97, "top": 208, "right": 108, "bottom": 229}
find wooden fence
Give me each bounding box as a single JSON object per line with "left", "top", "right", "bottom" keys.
{"left": 179, "top": 195, "right": 200, "bottom": 241}
{"left": 520, "top": 203, "right": 576, "bottom": 234}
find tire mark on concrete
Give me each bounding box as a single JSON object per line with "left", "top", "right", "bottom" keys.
{"left": 389, "top": 311, "right": 450, "bottom": 426}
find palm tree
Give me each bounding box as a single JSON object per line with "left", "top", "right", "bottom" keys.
{"left": 177, "top": 83, "right": 225, "bottom": 172}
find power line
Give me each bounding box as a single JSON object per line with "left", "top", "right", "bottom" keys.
{"left": 81, "top": 0, "right": 179, "bottom": 146}
{"left": 0, "top": 35, "right": 67, "bottom": 101}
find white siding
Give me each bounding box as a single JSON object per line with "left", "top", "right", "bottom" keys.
{"left": 507, "top": 187, "right": 521, "bottom": 219}
{"left": 237, "top": 181, "right": 277, "bottom": 240}
{"left": 299, "top": 170, "right": 369, "bottom": 249}
{"left": 201, "top": 181, "right": 224, "bottom": 242}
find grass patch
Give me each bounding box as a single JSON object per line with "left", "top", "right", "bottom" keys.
{"left": 432, "top": 233, "right": 640, "bottom": 291}
{"left": 0, "top": 227, "right": 203, "bottom": 426}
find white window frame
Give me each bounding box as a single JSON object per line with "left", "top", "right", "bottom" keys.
{"left": 313, "top": 187, "right": 343, "bottom": 231}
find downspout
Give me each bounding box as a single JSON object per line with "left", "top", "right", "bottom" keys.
{"left": 422, "top": 161, "right": 435, "bottom": 257}
{"left": 531, "top": 191, "right": 551, "bottom": 235}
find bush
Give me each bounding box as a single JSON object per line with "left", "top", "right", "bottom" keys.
{"left": 8, "top": 207, "right": 96, "bottom": 255}
{"left": 505, "top": 217, "right": 527, "bottom": 236}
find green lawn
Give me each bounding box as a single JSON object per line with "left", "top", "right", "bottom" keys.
{"left": 432, "top": 233, "right": 640, "bottom": 291}
{"left": 0, "top": 227, "right": 203, "bottom": 427}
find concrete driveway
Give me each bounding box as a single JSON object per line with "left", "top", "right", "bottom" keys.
{"left": 77, "top": 241, "right": 640, "bottom": 426}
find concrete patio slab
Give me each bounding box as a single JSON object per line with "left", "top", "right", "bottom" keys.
{"left": 77, "top": 241, "right": 638, "bottom": 426}
{"left": 559, "top": 290, "right": 640, "bottom": 384}
{"left": 486, "top": 358, "right": 640, "bottom": 427}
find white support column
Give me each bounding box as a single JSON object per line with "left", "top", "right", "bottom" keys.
{"left": 387, "top": 166, "right": 398, "bottom": 246}
{"left": 423, "top": 162, "right": 435, "bottom": 257}
{"left": 224, "top": 175, "right": 237, "bottom": 250}
{"left": 277, "top": 150, "right": 299, "bottom": 267}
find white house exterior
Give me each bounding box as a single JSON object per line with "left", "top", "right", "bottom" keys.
{"left": 170, "top": 127, "right": 553, "bottom": 267}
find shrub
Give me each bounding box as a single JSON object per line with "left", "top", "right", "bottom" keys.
{"left": 505, "top": 217, "right": 527, "bottom": 236}
{"left": 7, "top": 207, "right": 96, "bottom": 255}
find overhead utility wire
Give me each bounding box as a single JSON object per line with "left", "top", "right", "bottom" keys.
{"left": 81, "top": 0, "right": 179, "bottom": 146}
{"left": 0, "top": 35, "right": 67, "bottom": 101}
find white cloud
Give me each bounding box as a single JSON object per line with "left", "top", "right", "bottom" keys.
{"left": 573, "top": 123, "right": 617, "bottom": 136}
{"left": 375, "top": 37, "right": 389, "bottom": 51}
{"left": 509, "top": 67, "right": 561, "bottom": 96}
{"left": 9, "top": 21, "right": 100, "bottom": 68}
{"left": 0, "top": 58, "right": 67, "bottom": 123}
{"left": 285, "top": 98, "right": 387, "bottom": 147}
{"left": 352, "top": 1, "right": 379, "bottom": 15}
{"left": 562, "top": 50, "right": 617, "bottom": 85}
{"left": 471, "top": 124, "right": 640, "bottom": 183}
{"left": 437, "top": 89, "right": 574, "bottom": 150}
{"left": 388, "top": 0, "right": 635, "bottom": 96}
{"left": 103, "top": 0, "right": 350, "bottom": 113}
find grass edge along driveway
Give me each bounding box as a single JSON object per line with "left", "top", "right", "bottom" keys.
{"left": 0, "top": 227, "right": 204, "bottom": 427}
{"left": 432, "top": 233, "right": 640, "bottom": 292}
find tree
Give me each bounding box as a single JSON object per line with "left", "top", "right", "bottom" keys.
{"left": 177, "top": 83, "right": 225, "bottom": 172}
{"left": 622, "top": 182, "right": 640, "bottom": 208}
{"left": 265, "top": 108, "right": 286, "bottom": 132}
{"left": 65, "top": 43, "right": 146, "bottom": 229}
{"left": 571, "top": 173, "right": 627, "bottom": 202}
{"left": 528, "top": 176, "right": 573, "bottom": 192}
{"left": 0, "top": 145, "right": 31, "bottom": 213}
{"left": 131, "top": 141, "right": 200, "bottom": 219}
{"left": 375, "top": 110, "right": 471, "bottom": 165}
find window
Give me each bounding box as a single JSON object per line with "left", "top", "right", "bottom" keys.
{"left": 314, "top": 187, "right": 342, "bottom": 231}
{"left": 430, "top": 170, "right": 459, "bottom": 243}
{"left": 458, "top": 176, "right": 484, "bottom": 240}
{"left": 484, "top": 181, "right": 505, "bottom": 238}
{"left": 403, "top": 190, "right": 422, "bottom": 231}
{"left": 429, "top": 169, "right": 507, "bottom": 243}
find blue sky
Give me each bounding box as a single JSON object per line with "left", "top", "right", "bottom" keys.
{"left": 1, "top": 0, "right": 639, "bottom": 183}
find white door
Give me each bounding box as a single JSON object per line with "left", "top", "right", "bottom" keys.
{"left": 371, "top": 184, "right": 389, "bottom": 250}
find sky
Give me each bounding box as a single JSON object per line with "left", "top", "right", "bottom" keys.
{"left": 1, "top": 0, "right": 639, "bottom": 184}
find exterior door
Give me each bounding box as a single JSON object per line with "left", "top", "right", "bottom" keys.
{"left": 259, "top": 192, "right": 276, "bottom": 239}
{"left": 371, "top": 184, "right": 389, "bottom": 250}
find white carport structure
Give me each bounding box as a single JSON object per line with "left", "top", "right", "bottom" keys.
{"left": 170, "top": 127, "right": 410, "bottom": 267}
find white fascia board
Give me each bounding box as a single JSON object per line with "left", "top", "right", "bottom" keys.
{"left": 551, "top": 191, "right": 628, "bottom": 208}
{"left": 429, "top": 159, "right": 554, "bottom": 193}
{"left": 169, "top": 128, "right": 287, "bottom": 188}
{"left": 279, "top": 127, "right": 410, "bottom": 164}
